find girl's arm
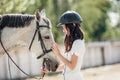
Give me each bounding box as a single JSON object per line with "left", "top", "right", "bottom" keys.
{"left": 52, "top": 43, "right": 78, "bottom": 70}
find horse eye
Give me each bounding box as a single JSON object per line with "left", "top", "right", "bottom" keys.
{"left": 44, "top": 35, "right": 50, "bottom": 39}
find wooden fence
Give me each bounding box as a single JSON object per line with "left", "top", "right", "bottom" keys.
{"left": 82, "top": 41, "right": 120, "bottom": 68}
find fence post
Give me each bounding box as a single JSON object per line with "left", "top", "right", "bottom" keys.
{"left": 101, "top": 47, "right": 105, "bottom": 65}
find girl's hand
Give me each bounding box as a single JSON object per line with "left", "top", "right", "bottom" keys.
{"left": 40, "top": 68, "right": 48, "bottom": 74}
{"left": 51, "top": 43, "right": 60, "bottom": 56}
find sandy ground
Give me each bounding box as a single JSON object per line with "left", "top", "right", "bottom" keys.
{"left": 25, "top": 63, "right": 120, "bottom": 80}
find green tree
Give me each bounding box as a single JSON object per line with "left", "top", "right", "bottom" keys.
{"left": 47, "top": 0, "right": 71, "bottom": 43}
{"left": 110, "top": 0, "right": 120, "bottom": 40}
{"left": 0, "top": 0, "right": 46, "bottom": 14}
{"left": 71, "top": 0, "right": 113, "bottom": 41}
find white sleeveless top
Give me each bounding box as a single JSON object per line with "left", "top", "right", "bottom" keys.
{"left": 63, "top": 39, "right": 85, "bottom": 80}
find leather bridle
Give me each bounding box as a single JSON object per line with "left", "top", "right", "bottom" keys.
{"left": 29, "top": 20, "right": 52, "bottom": 59}
{"left": 28, "top": 20, "right": 53, "bottom": 79}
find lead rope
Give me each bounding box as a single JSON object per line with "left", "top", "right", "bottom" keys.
{"left": 39, "top": 58, "right": 46, "bottom": 80}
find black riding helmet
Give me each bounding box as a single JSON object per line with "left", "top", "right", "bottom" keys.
{"left": 57, "top": 11, "right": 83, "bottom": 27}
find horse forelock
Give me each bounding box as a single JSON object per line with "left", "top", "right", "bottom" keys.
{"left": 0, "top": 14, "right": 35, "bottom": 31}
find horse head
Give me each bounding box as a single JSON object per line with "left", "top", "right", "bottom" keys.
{"left": 32, "top": 10, "right": 59, "bottom": 72}
{"left": 0, "top": 9, "right": 59, "bottom": 72}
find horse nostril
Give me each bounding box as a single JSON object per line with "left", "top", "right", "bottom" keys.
{"left": 44, "top": 35, "right": 50, "bottom": 39}
{"left": 55, "top": 64, "right": 58, "bottom": 69}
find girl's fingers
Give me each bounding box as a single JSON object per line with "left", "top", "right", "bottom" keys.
{"left": 40, "top": 69, "right": 48, "bottom": 73}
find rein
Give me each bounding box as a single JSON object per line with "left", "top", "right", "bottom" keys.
{"left": 0, "top": 32, "right": 38, "bottom": 80}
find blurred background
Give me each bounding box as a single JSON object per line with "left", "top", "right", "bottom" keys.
{"left": 0, "top": 0, "right": 120, "bottom": 80}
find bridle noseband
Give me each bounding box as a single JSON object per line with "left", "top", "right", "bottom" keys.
{"left": 29, "top": 20, "right": 52, "bottom": 59}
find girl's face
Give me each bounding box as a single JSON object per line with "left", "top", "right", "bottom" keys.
{"left": 62, "top": 24, "right": 70, "bottom": 36}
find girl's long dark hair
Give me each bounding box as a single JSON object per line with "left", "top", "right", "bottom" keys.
{"left": 64, "top": 23, "right": 84, "bottom": 52}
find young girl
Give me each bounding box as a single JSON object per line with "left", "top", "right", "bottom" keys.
{"left": 51, "top": 11, "right": 85, "bottom": 80}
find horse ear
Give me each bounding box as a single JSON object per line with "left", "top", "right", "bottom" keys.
{"left": 35, "top": 9, "right": 41, "bottom": 20}
{"left": 40, "top": 9, "right": 46, "bottom": 18}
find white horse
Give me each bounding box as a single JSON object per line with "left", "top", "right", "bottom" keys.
{"left": 0, "top": 10, "right": 59, "bottom": 73}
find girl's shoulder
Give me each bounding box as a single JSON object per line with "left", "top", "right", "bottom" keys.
{"left": 72, "top": 39, "right": 85, "bottom": 47}
{"left": 71, "top": 39, "right": 85, "bottom": 56}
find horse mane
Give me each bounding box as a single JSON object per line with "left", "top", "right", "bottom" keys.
{"left": 0, "top": 14, "right": 35, "bottom": 30}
